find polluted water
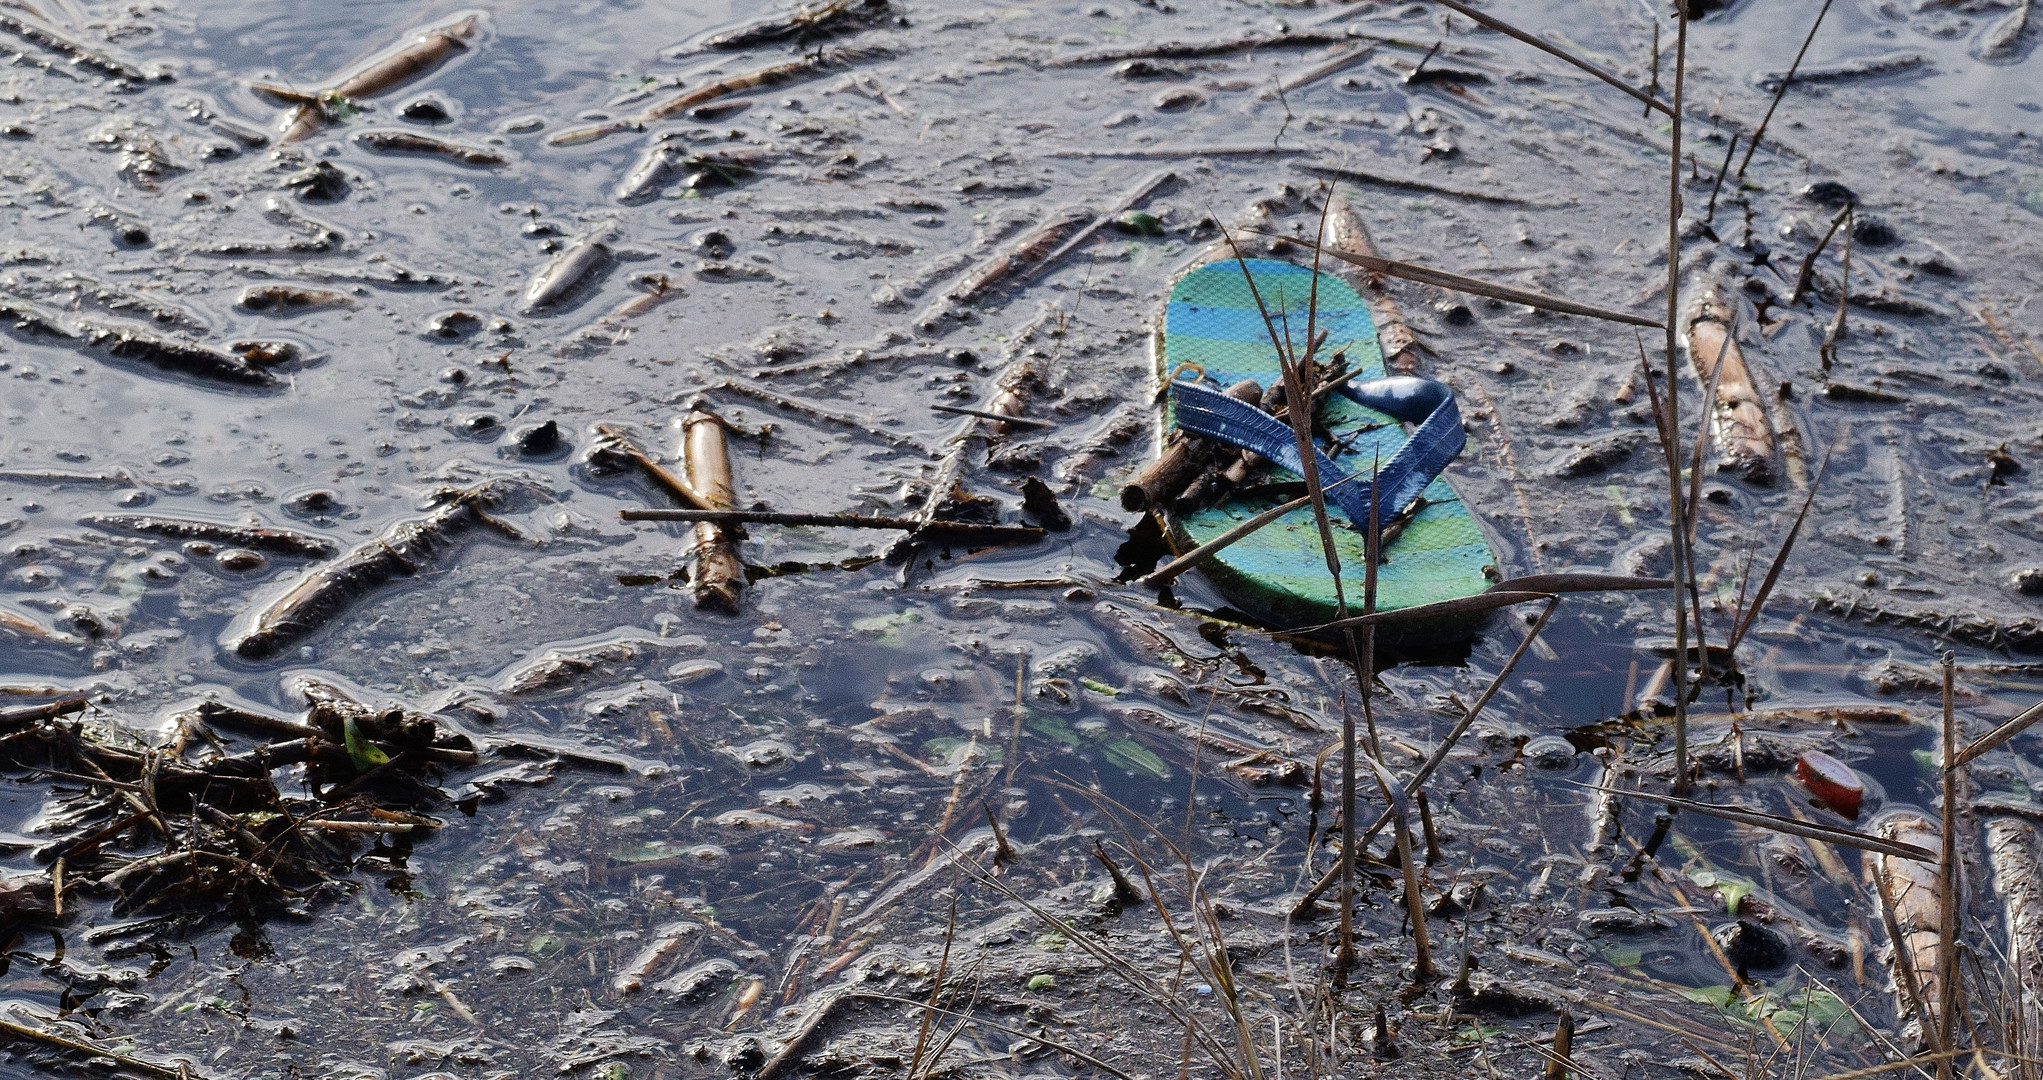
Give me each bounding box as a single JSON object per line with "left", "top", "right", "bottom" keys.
{"left": 0, "top": 0, "right": 2038, "bottom": 1076}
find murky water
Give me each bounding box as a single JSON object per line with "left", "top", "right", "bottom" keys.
{"left": 0, "top": 0, "right": 2039, "bottom": 1074}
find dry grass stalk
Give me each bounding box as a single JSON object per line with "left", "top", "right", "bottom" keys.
{"left": 1220, "top": 199, "right": 1385, "bottom": 972}
{"left": 1791, "top": 203, "right": 1855, "bottom": 306}
{"left": 1952, "top": 698, "right": 2043, "bottom": 769}
{"left": 1367, "top": 755, "right": 1433, "bottom": 983}
{"left": 1937, "top": 653, "right": 1963, "bottom": 1079}
{"left": 1243, "top": 229, "right": 1664, "bottom": 327}
{"left": 1294, "top": 594, "right": 1563, "bottom": 915}
{"left": 1724, "top": 456, "right": 1825, "bottom": 653}
{"left": 1704, "top": 134, "right": 1739, "bottom": 224}
{"left": 1736, "top": 0, "right": 1838, "bottom": 182}
{"left": 1661, "top": 0, "right": 1693, "bottom": 799}
{"left": 1413, "top": 0, "right": 1669, "bottom": 115}
{"left": 1139, "top": 474, "right": 1363, "bottom": 587}
{"left": 1820, "top": 208, "right": 1855, "bottom": 369}
{"left": 1545, "top": 1009, "right": 1576, "bottom": 1080}
{"left": 847, "top": 992, "right": 1142, "bottom": 1080}
{"left": 1589, "top": 786, "right": 1936, "bottom": 860}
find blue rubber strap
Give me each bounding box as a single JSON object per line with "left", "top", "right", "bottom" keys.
{"left": 1169, "top": 375, "right": 1465, "bottom": 530}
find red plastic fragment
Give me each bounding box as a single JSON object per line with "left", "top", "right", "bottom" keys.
{"left": 1794, "top": 749, "right": 1865, "bottom": 818}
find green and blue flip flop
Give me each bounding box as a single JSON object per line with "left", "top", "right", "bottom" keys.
{"left": 1153, "top": 256, "right": 1500, "bottom": 634}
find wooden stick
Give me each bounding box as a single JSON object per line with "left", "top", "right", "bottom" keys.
{"left": 594, "top": 424, "right": 707, "bottom": 508}
{"left": 1122, "top": 379, "right": 1260, "bottom": 512}
{"left": 621, "top": 508, "right": 1045, "bottom": 542}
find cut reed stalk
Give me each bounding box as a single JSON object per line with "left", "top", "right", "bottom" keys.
{"left": 1369, "top": 755, "right": 1433, "bottom": 983}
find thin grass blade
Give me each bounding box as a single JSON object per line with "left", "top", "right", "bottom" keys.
{"left": 1583, "top": 785, "right": 1937, "bottom": 861}
{"left": 1725, "top": 456, "right": 1825, "bottom": 652}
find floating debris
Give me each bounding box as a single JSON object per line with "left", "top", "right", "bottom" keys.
{"left": 236, "top": 284, "right": 356, "bottom": 313}
{"left": 1978, "top": 0, "right": 2032, "bottom": 61}
{"left": 225, "top": 480, "right": 533, "bottom": 659}
{"left": 496, "top": 632, "right": 677, "bottom": 696}
{"left": 1793, "top": 749, "right": 1864, "bottom": 817}
{"left": 1049, "top": 31, "right": 1356, "bottom": 67}
{"left": 548, "top": 48, "right": 884, "bottom": 146}
{"left": 615, "top": 143, "right": 766, "bottom": 203}
{"left": 353, "top": 128, "right": 507, "bottom": 166}
{"left": 1684, "top": 284, "right": 1779, "bottom": 486}
{"left": 257, "top": 13, "right": 485, "bottom": 142}
{"left": 1872, "top": 813, "right": 1945, "bottom": 1047}
{"left": 685, "top": 0, "right": 891, "bottom": 52}
{"left": 0, "top": 11, "right": 161, "bottom": 83}
{"left": 1985, "top": 816, "right": 2043, "bottom": 1042}
{"left": 81, "top": 514, "right": 338, "bottom": 558}
{"left": 521, "top": 236, "right": 614, "bottom": 313}
{"left": 1756, "top": 51, "right": 1926, "bottom": 88}
{"left": 679, "top": 410, "right": 745, "bottom": 612}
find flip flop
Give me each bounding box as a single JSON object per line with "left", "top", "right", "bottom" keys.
{"left": 1149, "top": 252, "right": 1500, "bottom": 634}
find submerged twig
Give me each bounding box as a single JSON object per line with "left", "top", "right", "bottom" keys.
{"left": 0, "top": 1017, "right": 205, "bottom": 1079}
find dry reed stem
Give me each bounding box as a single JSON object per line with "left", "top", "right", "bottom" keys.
{"left": 1243, "top": 230, "right": 1664, "bottom": 327}
{"left": 1663, "top": 0, "right": 1693, "bottom": 799}
{"left": 1414, "top": 0, "right": 1670, "bottom": 115}
{"left": 1736, "top": 0, "right": 1837, "bottom": 182}
{"left": 1938, "top": 653, "right": 1962, "bottom": 1079}
{"left": 1953, "top": 698, "right": 2043, "bottom": 769}
{"left": 1293, "top": 595, "right": 1562, "bottom": 914}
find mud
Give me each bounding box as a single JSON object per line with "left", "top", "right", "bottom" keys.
{"left": 0, "top": 0, "right": 2039, "bottom": 1076}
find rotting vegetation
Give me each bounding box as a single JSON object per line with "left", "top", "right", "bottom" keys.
{"left": 0, "top": 0, "right": 2038, "bottom": 1077}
